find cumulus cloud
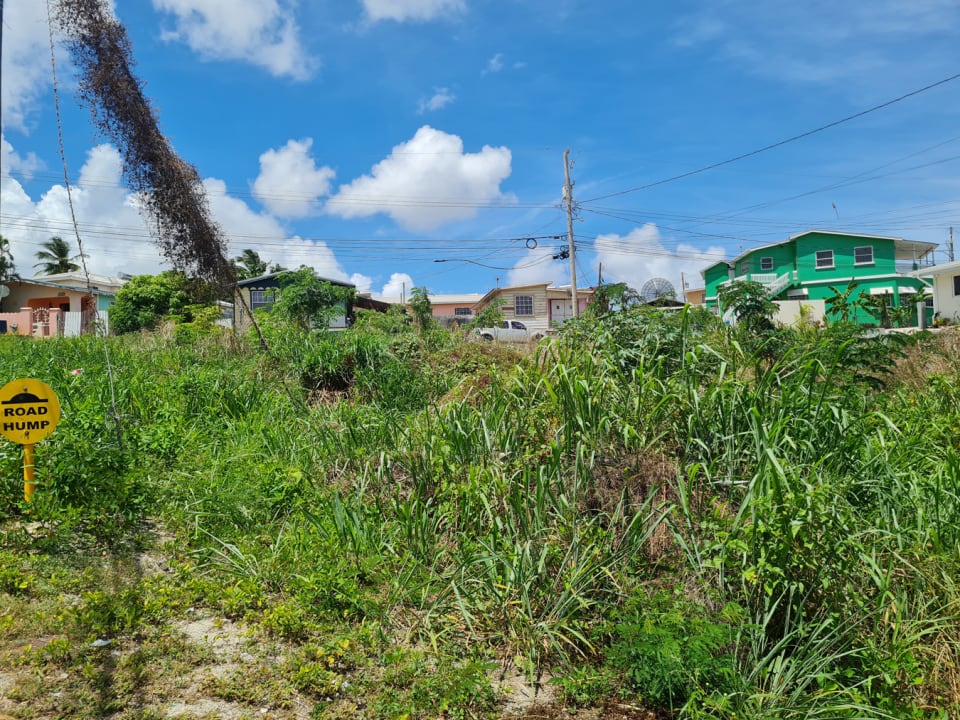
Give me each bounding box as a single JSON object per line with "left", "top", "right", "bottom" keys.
{"left": 361, "top": 0, "right": 464, "bottom": 23}
{"left": 326, "top": 126, "right": 513, "bottom": 231}
{"left": 592, "top": 224, "right": 725, "bottom": 296}
{"left": 417, "top": 88, "right": 455, "bottom": 114}
{"left": 153, "top": 0, "right": 317, "bottom": 80}
{"left": 507, "top": 245, "right": 564, "bottom": 287}
{"left": 0, "top": 139, "right": 359, "bottom": 285}
{"left": 252, "top": 139, "right": 335, "bottom": 218}
{"left": 1, "top": 144, "right": 165, "bottom": 278}
{"left": 1, "top": 136, "right": 43, "bottom": 180}
{"left": 377, "top": 272, "right": 415, "bottom": 300}
{"left": 0, "top": 0, "right": 57, "bottom": 130}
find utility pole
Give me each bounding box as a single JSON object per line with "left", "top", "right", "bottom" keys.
{"left": 950, "top": 227, "right": 955, "bottom": 262}
{"left": 563, "top": 148, "right": 579, "bottom": 319}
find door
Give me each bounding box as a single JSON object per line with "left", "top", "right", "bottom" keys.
{"left": 551, "top": 300, "right": 573, "bottom": 325}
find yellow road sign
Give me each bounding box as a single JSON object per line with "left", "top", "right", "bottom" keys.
{"left": 0, "top": 378, "right": 61, "bottom": 445}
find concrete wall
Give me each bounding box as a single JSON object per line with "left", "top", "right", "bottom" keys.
{"left": 774, "top": 299, "right": 826, "bottom": 327}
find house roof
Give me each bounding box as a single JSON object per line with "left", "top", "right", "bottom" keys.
{"left": 235, "top": 271, "right": 355, "bottom": 289}
{"left": 14, "top": 277, "right": 117, "bottom": 296}
{"left": 475, "top": 282, "right": 593, "bottom": 307}
{"left": 428, "top": 293, "right": 485, "bottom": 305}
{"left": 916, "top": 259, "right": 960, "bottom": 276}
{"left": 26, "top": 271, "right": 126, "bottom": 292}
{"left": 700, "top": 230, "right": 939, "bottom": 276}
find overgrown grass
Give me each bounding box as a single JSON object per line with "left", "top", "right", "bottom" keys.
{"left": 0, "top": 313, "right": 957, "bottom": 718}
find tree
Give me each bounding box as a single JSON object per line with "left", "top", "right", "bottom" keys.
{"left": 110, "top": 271, "right": 191, "bottom": 334}
{"left": 470, "top": 298, "right": 505, "bottom": 330}
{"left": 272, "top": 267, "right": 355, "bottom": 330}
{"left": 232, "top": 249, "right": 269, "bottom": 280}
{"left": 34, "top": 236, "right": 81, "bottom": 275}
{"left": 409, "top": 287, "right": 434, "bottom": 331}
{"left": 589, "top": 282, "right": 641, "bottom": 316}
{"left": 718, "top": 280, "right": 777, "bottom": 334}
{"left": 824, "top": 280, "right": 863, "bottom": 324}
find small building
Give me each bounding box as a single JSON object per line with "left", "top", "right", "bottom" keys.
{"left": 0, "top": 272, "right": 123, "bottom": 337}
{"left": 473, "top": 282, "right": 594, "bottom": 336}
{"left": 429, "top": 293, "right": 485, "bottom": 327}
{"left": 701, "top": 230, "right": 936, "bottom": 325}
{"left": 918, "top": 259, "right": 960, "bottom": 323}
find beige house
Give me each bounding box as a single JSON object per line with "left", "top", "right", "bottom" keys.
{"left": 473, "top": 282, "right": 594, "bottom": 336}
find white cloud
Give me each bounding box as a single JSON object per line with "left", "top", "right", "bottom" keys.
{"left": 377, "top": 272, "right": 415, "bottom": 300}
{"left": 252, "top": 139, "right": 335, "bottom": 218}
{"left": 205, "top": 178, "right": 352, "bottom": 280}
{"left": 361, "top": 0, "right": 464, "bottom": 23}
{"left": 152, "top": 0, "right": 317, "bottom": 80}
{"left": 417, "top": 88, "right": 456, "bottom": 114}
{"left": 325, "top": 125, "right": 513, "bottom": 231}
{"left": 0, "top": 139, "right": 359, "bottom": 285}
{"left": 484, "top": 53, "right": 504, "bottom": 73}
{"left": 507, "top": 245, "right": 563, "bottom": 287}
{"left": 592, "top": 224, "right": 725, "bottom": 296}
{"left": 1, "top": 144, "right": 165, "bottom": 278}
{"left": 1, "top": 136, "right": 43, "bottom": 180}
{"left": 0, "top": 0, "right": 56, "bottom": 130}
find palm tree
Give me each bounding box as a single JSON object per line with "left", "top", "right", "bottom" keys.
{"left": 34, "top": 236, "right": 81, "bottom": 275}
{"left": 232, "top": 249, "right": 269, "bottom": 280}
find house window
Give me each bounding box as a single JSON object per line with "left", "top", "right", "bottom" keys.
{"left": 739, "top": 260, "right": 750, "bottom": 275}
{"left": 250, "top": 289, "right": 275, "bottom": 312}
{"left": 760, "top": 257, "right": 774, "bottom": 271}
{"left": 854, "top": 246, "right": 874, "bottom": 265}
{"left": 815, "top": 250, "right": 834, "bottom": 269}
{"left": 953, "top": 276, "right": 960, "bottom": 296}
{"left": 454, "top": 307, "right": 472, "bottom": 317}
{"left": 515, "top": 295, "right": 534, "bottom": 316}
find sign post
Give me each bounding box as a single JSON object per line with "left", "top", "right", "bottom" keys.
{"left": 0, "top": 379, "right": 61, "bottom": 503}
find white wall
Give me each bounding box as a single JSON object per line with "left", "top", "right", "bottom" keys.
{"left": 932, "top": 273, "right": 960, "bottom": 322}
{"left": 774, "top": 299, "right": 826, "bottom": 327}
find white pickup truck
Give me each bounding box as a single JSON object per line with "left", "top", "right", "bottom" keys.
{"left": 473, "top": 320, "right": 531, "bottom": 342}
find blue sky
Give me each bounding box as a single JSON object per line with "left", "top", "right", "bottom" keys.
{"left": 2, "top": 0, "right": 960, "bottom": 299}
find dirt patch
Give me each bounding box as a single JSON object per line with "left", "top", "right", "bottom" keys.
{"left": 495, "top": 668, "right": 556, "bottom": 716}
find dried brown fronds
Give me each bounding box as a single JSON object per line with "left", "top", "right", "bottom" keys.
{"left": 54, "top": 0, "right": 233, "bottom": 288}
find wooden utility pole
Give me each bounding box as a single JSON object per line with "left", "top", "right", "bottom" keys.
{"left": 563, "top": 148, "right": 579, "bottom": 319}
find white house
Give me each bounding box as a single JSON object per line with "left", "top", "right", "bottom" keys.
{"left": 921, "top": 260, "right": 960, "bottom": 323}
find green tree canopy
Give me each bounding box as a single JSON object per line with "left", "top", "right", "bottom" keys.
{"left": 110, "top": 271, "right": 192, "bottom": 334}
{"left": 34, "top": 236, "right": 81, "bottom": 275}
{"left": 271, "top": 267, "right": 355, "bottom": 330}
{"left": 718, "top": 279, "right": 777, "bottom": 334}
{"left": 232, "top": 249, "right": 268, "bottom": 280}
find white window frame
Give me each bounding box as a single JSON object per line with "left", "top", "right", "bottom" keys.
{"left": 854, "top": 246, "right": 874, "bottom": 266}
{"left": 760, "top": 256, "right": 774, "bottom": 271}
{"left": 514, "top": 295, "right": 534, "bottom": 316}
{"left": 453, "top": 307, "right": 473, "bottom": 317}
{"left": 249, "top": 289, "right": 275, "bottom": 312}
{"left": 953, "top": 275, "right": 960, "bottom": 297}
{"left": 815, "top": 250, "right": 834, "bottom": 269}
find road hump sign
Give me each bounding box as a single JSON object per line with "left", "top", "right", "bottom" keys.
{"left": 0, "top": 379, "right": 61, "bottom": 445}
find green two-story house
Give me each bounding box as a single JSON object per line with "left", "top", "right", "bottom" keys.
{"left": 702, "top": 230, "right": 937, "bottom": 324}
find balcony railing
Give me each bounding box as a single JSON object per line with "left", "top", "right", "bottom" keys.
{"left": 719, "top": 271, "right": 795, "bottom": 297}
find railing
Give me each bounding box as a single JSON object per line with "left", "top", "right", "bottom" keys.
{"left": 718, "top": 271, "right": 794, "bottom": 296}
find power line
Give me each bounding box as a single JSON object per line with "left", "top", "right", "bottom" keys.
{"left": 580, "top": 72, "right": 960, "bottom": 204}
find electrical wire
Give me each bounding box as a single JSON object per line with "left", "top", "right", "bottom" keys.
{"left": 580, "top": 72, "right": 960, "bottom": 204}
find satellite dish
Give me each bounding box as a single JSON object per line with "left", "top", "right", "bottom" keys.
{"left": 640, "top": 277, "right": 676, "bottom": 303}
{"left": 0, "top": 286, "right": 9, "bottom": 299}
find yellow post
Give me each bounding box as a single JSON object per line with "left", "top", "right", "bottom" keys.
{"left": 24, "top": 444, "right": 36, "bottom": 503}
